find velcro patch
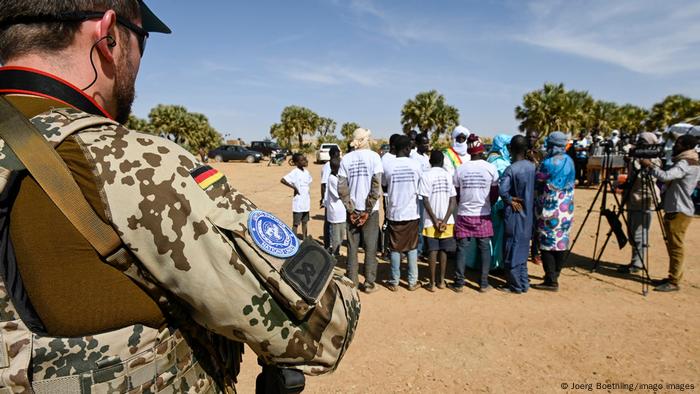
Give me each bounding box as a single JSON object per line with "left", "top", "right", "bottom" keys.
{"left": 281, "top": 239, "right": 334, "bottom": 305}
{"left": 191, "top": 165, "right": 224, "bottom": 189}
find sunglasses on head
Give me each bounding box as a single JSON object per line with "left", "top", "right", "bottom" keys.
{"left": 71, "top": 12, "right": 148, "bottom": 56}
{"left": 1, "top": 11, "right": 149, "bottom": 56}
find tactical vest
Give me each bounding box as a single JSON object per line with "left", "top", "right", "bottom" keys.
{"left": 0, "top": 104, "right": 233, "bottom": 393}
{"left": 0, "top": 288, "right": 217, "bottom": 393}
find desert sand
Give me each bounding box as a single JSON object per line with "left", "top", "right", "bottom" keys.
{"left": 212, "top": 159, "right": 699, "bottom": 394}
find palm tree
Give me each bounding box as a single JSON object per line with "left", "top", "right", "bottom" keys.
{"left": 401, "top": 90, "right": 459, "bottom": 142}
{"left": 278, "top": 105, "right": 321, "bottom": 148}
{"left": 646, "top": 95, "right": 700, "bottom": 131}
{"left": 340, "top": 122, "right": 361, "bottom": 144}
{"left": 617, "top": 104, "right": 648, "bottom": 134}
{"left": 515, "top": 83, "right": 572, "bottom": 143}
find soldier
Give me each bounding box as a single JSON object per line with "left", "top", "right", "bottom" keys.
{"left": 0, "top": 1, "right": 359, "bottom": 393}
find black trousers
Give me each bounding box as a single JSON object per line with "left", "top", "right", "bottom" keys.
{"left": 541, "top": 250, "right": 566, "bottom": 286}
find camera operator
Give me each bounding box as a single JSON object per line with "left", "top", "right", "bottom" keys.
{"left": 617, "top": 132, "right": 661, "bottom": 274}
{"left": 640, "top": 134, "right": 700, "bottom": 292}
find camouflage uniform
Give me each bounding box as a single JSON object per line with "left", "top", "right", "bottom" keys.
{"left": 0, "top": 107, "right": 360, "bottom": 393}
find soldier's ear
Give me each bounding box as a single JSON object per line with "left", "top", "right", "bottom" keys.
{"left": 94, "top": 10, "right": 118, "bottom": 64}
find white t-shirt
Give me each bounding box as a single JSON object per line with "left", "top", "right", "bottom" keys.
{"left": 338, "top": 149, "right": 383, "bottom": 211}
{"left": 283, "top": 167, "right": 312, "bottom": 213}
{"left": 381, "top": 152, "right": 396, "bottom": 198}
{"left": 324, "top": 174, "right": 346, "bottom": 224}
{"left": 382, "top": 157, "right": 421, "bottom": 221}
{"left": 410, "top": 150, "right": 431, "bottom": 172}
{"left": 453, "top": 160, "right": 498, "bottom": 216}
{"left": 320, "top": 162, "right": 331, "bottom": 184}
{"left": 381, "top": 152, "right": 396, "bottom": 168}
{"left": 418, "top": 167, "right": 457, "bottom": 227}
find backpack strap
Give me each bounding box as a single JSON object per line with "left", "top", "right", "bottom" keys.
{"left": 0, "top": 96, "right": 121, "bottom": 257}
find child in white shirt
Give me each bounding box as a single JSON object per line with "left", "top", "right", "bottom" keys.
{"left": 281, "top": 153, "right": 312, "bottom": 239}
{"left": 324, "top": 157, "right": 345, "bottom": 256}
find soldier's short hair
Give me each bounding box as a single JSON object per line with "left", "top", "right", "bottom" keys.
{"left": 0, "top": 0, "right": 140, "bottom": 63}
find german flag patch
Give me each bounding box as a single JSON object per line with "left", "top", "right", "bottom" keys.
{"left": 191, "top": 165, "right": 225, "bottom": 189}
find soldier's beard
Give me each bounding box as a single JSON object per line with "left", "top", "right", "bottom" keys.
{"left": 113, "top": 53, "right": 138, "bottom": 124}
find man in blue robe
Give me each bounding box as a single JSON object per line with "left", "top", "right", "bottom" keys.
{"left": 498, "top": 135, "right": 536, "bottom": 293}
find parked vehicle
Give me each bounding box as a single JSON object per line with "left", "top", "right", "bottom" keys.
{"left": 250, "top": 141, "right": 290, "bottom": 157}
{"left": 316, "top": 143, "right": 341, "bottom": 163}
{"left": 207, "top": 145, "right": 262, "bottom": 163}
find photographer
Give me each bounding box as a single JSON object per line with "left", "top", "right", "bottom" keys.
{"left": 640, "top": 134, "right": 700, "bottom": 292}
{"left": 617, "top": 132, "right": 661, "bottom": 274}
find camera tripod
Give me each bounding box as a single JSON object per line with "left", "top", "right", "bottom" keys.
{"left": 565, "top": 152, "right": 667, "bottom": 295}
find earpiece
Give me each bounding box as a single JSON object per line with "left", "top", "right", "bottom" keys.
{"left": 81, "top": 35, "right": 116, "bottom": 91}
{"left": 105, "top": 35, "right": 116, "bottom": 48}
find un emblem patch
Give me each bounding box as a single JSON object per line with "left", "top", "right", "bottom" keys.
{"left": 248, "top": 210, "right": 299, "bottom": 258}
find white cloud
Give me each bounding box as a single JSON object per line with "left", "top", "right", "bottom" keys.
{"left": 517, "top": 0, "right": 700, "bottom": 74}
{"left": 279, "top": 61, "right": 386, "bottom": 86}
{"left": 340, "top": 0, "right": 449, "bottom": 46}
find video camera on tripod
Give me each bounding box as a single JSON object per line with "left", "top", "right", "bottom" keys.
{"left": 628, "top": 143, "right": 664, "bottom": 159}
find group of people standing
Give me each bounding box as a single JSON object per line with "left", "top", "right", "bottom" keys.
{"left": 282, "top": 126, "right": 699, "bottom": 294}
{"left": 281, "top": 126, "right": 579, "bottom": 294}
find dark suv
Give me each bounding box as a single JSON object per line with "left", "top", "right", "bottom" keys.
{"left": 250, "top": 141, "right": 289, "bottom": 157}
{"left": 207, "top": 145, "right": 262, "bottom": 163}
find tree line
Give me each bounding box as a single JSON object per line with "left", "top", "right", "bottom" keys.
{"left": 126, "top": 104, "right": 222, "bottom": 155}
{"left": 515, "top": 83, "right": 700, "bottom": 142}
{"left": 126, "top": 84, "right": 699, "bottom": 155}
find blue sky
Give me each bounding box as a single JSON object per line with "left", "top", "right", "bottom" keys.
{"left": 133, "top": 0, "right": 700, "bottom": 141}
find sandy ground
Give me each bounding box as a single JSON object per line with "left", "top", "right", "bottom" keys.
{"left": 212, "top": 159, "right": 699, "bottom": 394}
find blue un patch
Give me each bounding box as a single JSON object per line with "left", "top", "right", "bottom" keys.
{"left": 248, "top": 210, "right": 300, "bottom": 258}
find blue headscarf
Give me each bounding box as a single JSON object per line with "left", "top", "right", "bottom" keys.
{"left": 489, "top": 134, "right": 513, "bottom": 162}
{"left": 487, "top": 134, "right": 512, "bottom": 176}
{"left": 539, "top": 132, "right": 575, "bottom": 190}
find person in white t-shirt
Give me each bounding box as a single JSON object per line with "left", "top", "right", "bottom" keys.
{"left": 419, "top": 150, "right": 457, "bottom": 291}
{"left": 338, "top": 128, "right": 384, "bottom": 292}
{"left": 320, "top": 146, "right": 341, "bottom": 249}
{"left": 410, "top": 133, "right": 431, "bottom": 172}
{"left": 324, "top": 157, "right": 345, "bottom": 257}
{"left": 380, "top": 134, "right": 401, "bottom": 256}
{"left": 383, "top": 135, "right": 422, "bottom": 291}
{"left": 281, "top": 153, "right": 312, "bottom": 239}
{"left": 451, "top": 135, "right": 499, "bottom": 293}
{"left": 410, "top": 132, "right": 431, "bottom": 257}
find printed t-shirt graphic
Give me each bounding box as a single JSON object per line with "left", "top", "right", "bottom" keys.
{"left": 338, "top": 149, "right": 383, "bottom": 211}
{"left": 383, "top": 157, "right": 421, "bottom": 221}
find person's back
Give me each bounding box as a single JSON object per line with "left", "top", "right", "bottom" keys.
{"left": 499, "top": 135, "right": 536, "bottom": 294}
{"left": 337, "top": 128, "right": 383, "bottom": 292}
{"left": 383, "top": 156, "right": 421, "bottom": 221}
{"left": 504, "top": 159, "right": 537, "bottom": 229}
{"left": 340, "top": 149, "right": 383, "bottom": 212}
{"left": 451, "top": 135, "right": 499, "bottom": 293}
{"left": 382, "top": 136, "right": 422, "bottom": 291}
{"left": 454, "top": 159, "right": 499, "bottom": 217}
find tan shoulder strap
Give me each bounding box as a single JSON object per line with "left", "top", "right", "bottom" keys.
{"left": 0, "top": 96, "right": 121, "bottom": 257}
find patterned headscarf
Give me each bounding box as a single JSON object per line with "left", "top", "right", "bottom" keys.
{"left": 540, "top": 131, "right": 575, "bottom": 190}
{"left": 546, "top": 131, "right": 568, "bottom": 157}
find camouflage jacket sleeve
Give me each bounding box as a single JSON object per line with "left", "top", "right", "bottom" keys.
{"left": 74, "top": 123, "right": 359, "bottom": 375}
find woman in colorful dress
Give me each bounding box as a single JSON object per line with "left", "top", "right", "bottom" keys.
{"left": 532, "top": 131, "right": 575, "bottom": 292}
{"left": 486, "top": 134, "right": 513, "bottom": 270}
